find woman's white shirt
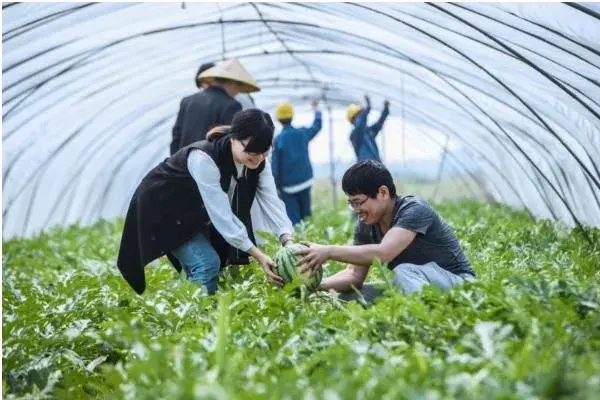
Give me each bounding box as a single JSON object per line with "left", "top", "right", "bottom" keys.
{"left": 186, "top": 149, "right": 292, "bottom": 252}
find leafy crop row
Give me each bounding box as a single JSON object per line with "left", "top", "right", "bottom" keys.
{"left": 3, "top": 199, "right": 599, "bottom": 399}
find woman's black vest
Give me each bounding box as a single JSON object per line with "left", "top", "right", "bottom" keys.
{"left": 117, "top": 134, "right": 265, "bottom": 294}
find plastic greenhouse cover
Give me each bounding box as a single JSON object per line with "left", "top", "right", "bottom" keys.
{"left": 2, "top": 2, "right": 599, "bottom": 239}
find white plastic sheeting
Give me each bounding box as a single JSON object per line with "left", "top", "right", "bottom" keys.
{"left": 2, "top": 2, "right": 600, "bottom": 238}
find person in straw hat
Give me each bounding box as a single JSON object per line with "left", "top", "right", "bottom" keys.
{"left": 170, "top": 58, "right": 260, "bottom": 155}
{"left": 170, "top": 61, "right": 215, "bottom": 155}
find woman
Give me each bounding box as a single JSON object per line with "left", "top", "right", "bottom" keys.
{"left": 118, "top": 109, "right": 293, "bottom": 295}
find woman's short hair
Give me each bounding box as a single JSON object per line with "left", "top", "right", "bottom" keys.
{"left": 206, "top": 109, "right": 274, "bottom": 154}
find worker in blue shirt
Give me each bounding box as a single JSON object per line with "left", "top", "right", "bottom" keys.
{"left": 272, "top": 99, "right": 322, "bottom": 225}
{"left": 347, "top": 95, "right": 390, "bottom": 162}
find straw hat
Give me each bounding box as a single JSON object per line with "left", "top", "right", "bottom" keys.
{"left": 198, "top": 58, "right": 260, "bottom": 93}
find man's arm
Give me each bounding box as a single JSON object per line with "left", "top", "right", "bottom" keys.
{"left": 297, "top": 227, "right": 417, "bottom": 272}
{"left": 370, "top": 101, "right": 390, "bottom": 138}
{"left": 320, "top": 264, "right": 370, "bottom": 292}
{"left": 305, "top": 110, "right": 323, "bottom": 141}
{"left": 170, "top": 99, "right": 186, "bottom": 155}
{"left": 305, "top": 99, "right": 323, "bottom": 141}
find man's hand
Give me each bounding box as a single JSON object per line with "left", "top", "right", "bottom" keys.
{"left": 383, "top": 99, "right": 390, "bottom": 109}
{"left": 364, "top": 94, "right": 371, "bottom": 108}
{"left": 311, "top": 98, "right": 319, "bottom": 111}
{"left": 294, "top": 242, "right": 331, "bottom": 274}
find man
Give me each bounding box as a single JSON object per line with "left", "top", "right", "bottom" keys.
{"left": 271, "top": 99, "right": 322, "bottom": 225}
{"left": 170, "top": 61, "right": 216, "bottom": 155}
{"left": 296, "top": 160, "right": 475, "bottom": 301}
{"left": 347, "top": 95, "right": 390, "bottom": 162}
{"left": 170, "top": 58, "right": 260, "bottom": 155}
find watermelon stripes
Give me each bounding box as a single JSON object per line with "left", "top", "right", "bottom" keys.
{"left": 273, "top": 244, "right": 322, "bottom": 291}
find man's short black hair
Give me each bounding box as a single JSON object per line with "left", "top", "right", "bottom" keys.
{"left": 195, "top": 62, "right": 215, "bottom": 88}
{"left": 342, "top": 160, "right": 397, "bottom": 198}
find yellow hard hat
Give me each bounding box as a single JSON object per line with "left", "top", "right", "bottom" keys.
{"left": 276, "top": 102, "right": 294, "bottom": 120}
{"left": 347, "top": 104, "right": 363, "bottom": 122}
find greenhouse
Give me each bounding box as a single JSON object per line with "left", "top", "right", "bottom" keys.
{"left": 3, "top": 2, "right": 599, "bottom": 399}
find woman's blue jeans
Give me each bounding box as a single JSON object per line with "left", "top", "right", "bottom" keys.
{"left": 172, "top": 230, "right": 221, "bottom": 294}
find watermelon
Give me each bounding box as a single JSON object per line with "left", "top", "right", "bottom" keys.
{"left": 273, "top": 243, "right": 322, "bottom": 291}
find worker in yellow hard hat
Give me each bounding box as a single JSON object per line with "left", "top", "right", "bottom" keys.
{"left": 271, "top": 99, "right": 322, "bottom": 225}
{"left": 347, "top": 104, "right": 363, "bottom": 124}
{"left": 348, "top": 95, "right": 390, "bottom": 162}
{"left": 275, "top": 102, "right": 294, "bottom": 121}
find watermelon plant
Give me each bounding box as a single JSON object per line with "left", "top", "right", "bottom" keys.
{"left": 2, "top": 197, "right": 599, "bottom": 399}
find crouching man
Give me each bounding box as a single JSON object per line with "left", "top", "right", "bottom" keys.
{"left": 296, "top": 160, "right": 475, "bottom": 302}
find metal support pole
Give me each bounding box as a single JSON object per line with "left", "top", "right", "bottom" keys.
{"left": 401, "top": 72, "right": 405, "bottom": 170}
{"left": 381, "top": 110, "right": 386, "bottom": 164}
{"left": 326, "top": 101, "right": 337, "bottom": 207}
{"left": 217, "top": 4, "right": 226, "bottom": 60}
{"left": 220, "top": 19, "right": 226, "bottom": 60}
{"left": 431, "top": 135, "right": 450, "bottom": 201}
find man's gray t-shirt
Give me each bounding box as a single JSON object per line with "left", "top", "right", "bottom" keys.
{"left": 353, "top": 196, "right": 474, "bottom": 276}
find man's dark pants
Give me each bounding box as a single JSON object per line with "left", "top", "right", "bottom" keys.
{"left": 281, "top": 188, "right": 311, "bottom": 225}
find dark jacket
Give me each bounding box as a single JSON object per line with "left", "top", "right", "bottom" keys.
{"left": 170, "top": 87, "right": 242, "bottom": 155}
{"left": 350, "top": 106, "right": 389, "bottom": 162}
{"left": 271, "top": 111, "right": 322, "bottom": 189}
{"left": 118, "top": 134, "right": 264, "bottom": 294}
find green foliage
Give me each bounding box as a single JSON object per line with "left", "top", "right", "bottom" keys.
{"left": 3, "top": 200, "right": 599, "bottom": 399}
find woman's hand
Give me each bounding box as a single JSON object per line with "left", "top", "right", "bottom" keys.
{"left": 279, "top": 233, "right": 293, "bottom": 247}
{"left": 258, "top": 253, "right": 284, "bottom": 287}
{"left": 249, "top": 246, "right": 284, "bottom": 287}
